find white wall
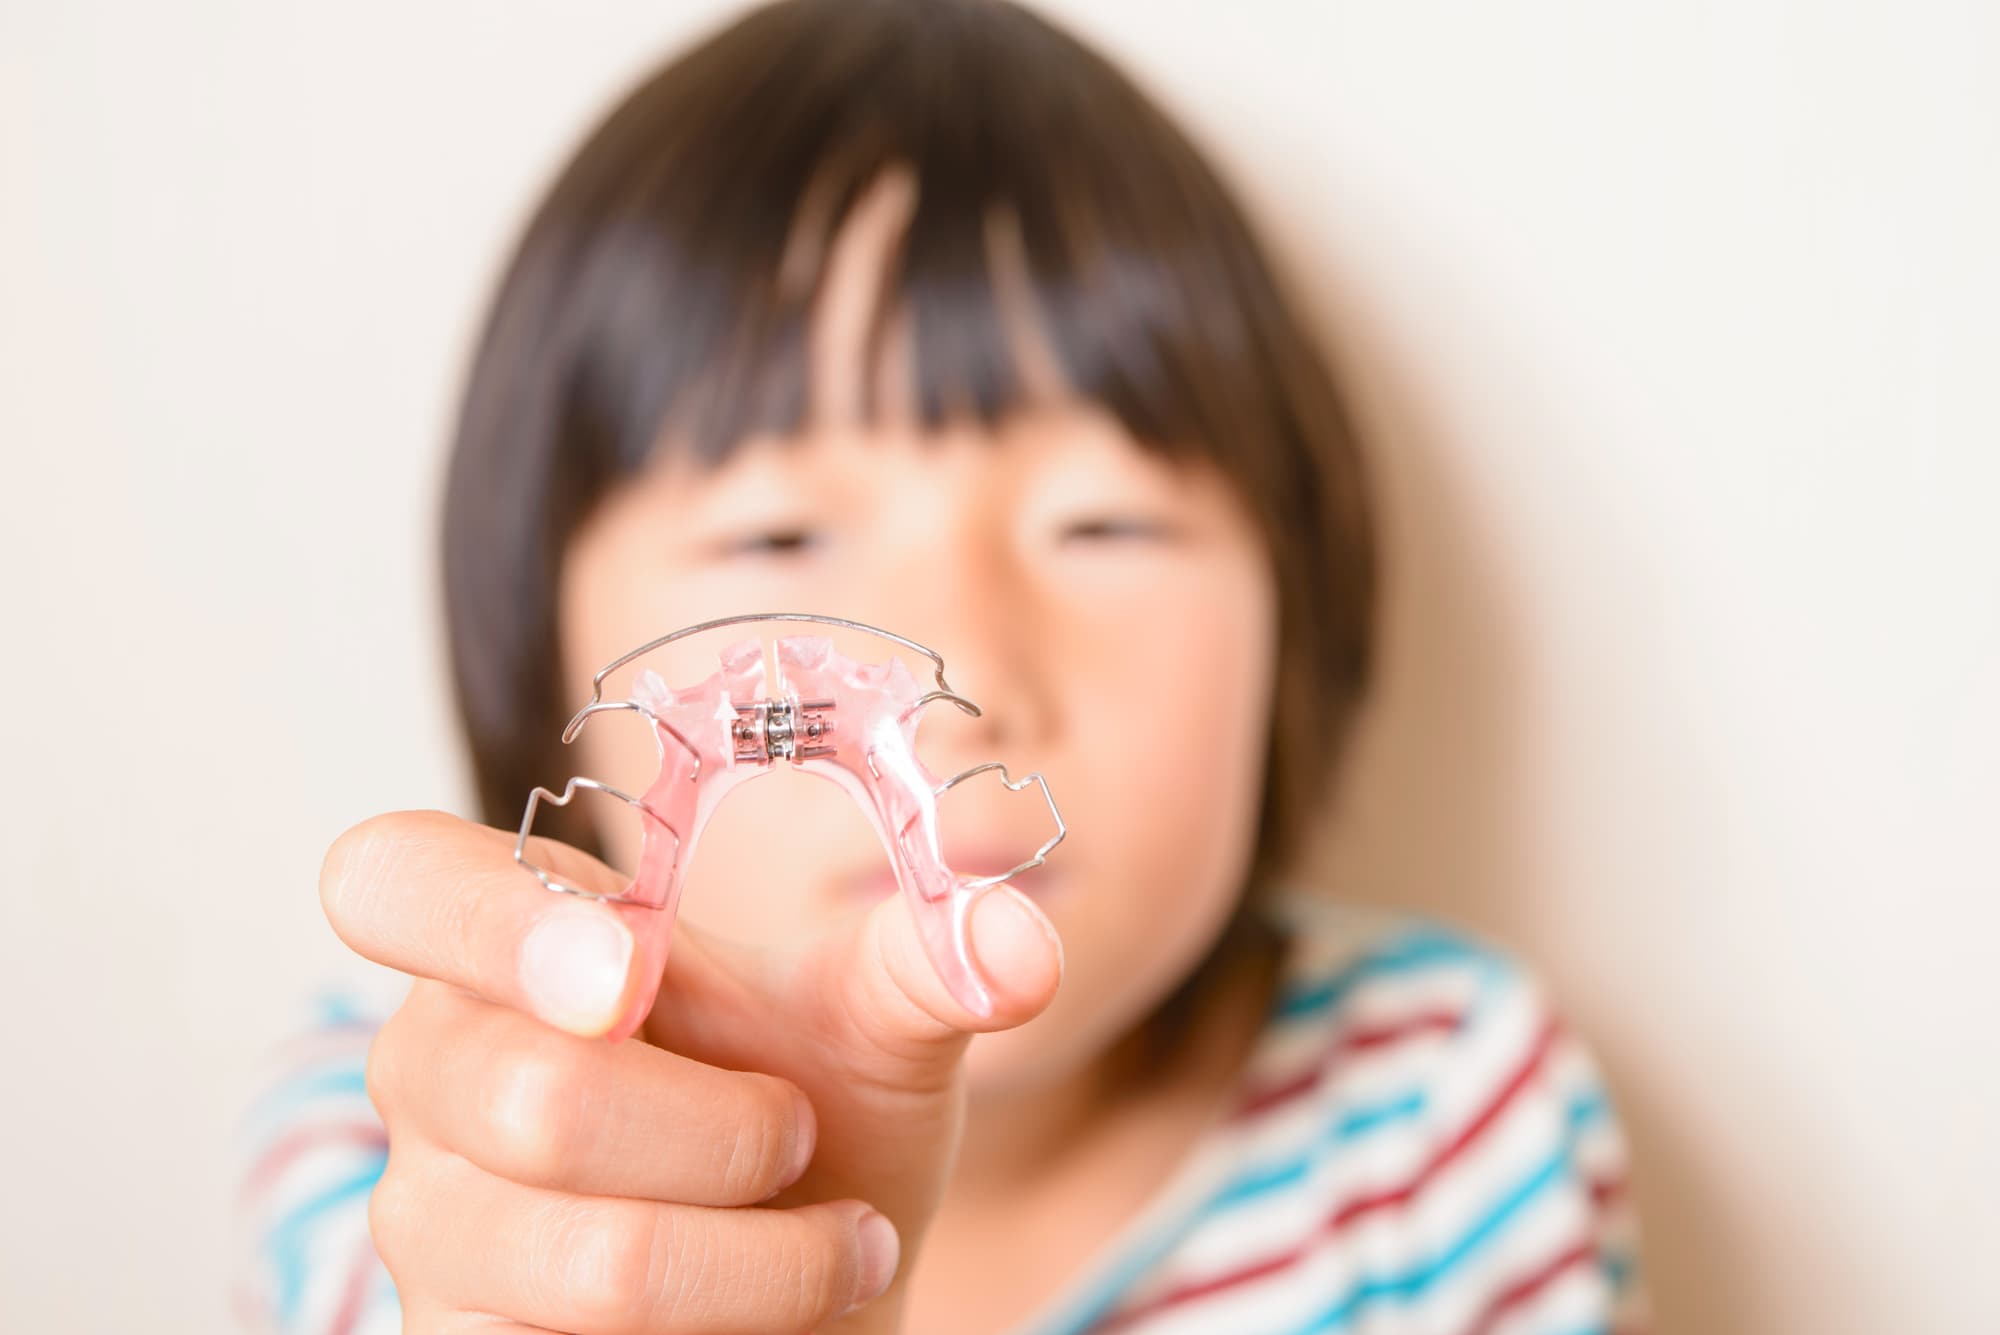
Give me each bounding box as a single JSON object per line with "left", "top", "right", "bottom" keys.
{"left": 3, "top": 2, "right": 1993, "bottom": 1330}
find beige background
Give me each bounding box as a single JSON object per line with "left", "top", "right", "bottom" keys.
{"left": 3, "top": 1, "right": 1995, "bottom": 1330}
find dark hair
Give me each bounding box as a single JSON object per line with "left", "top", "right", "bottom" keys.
{"left": 441, "top": 0, "right": 1377, "bottom": 1072}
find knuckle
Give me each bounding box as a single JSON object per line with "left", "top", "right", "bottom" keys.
{"left": 361, "top": 1023, "right": 398, "bottom": 1115}
{"left": 483, "top": 1046, "right": 581, "bottom": 1183}
{"left": 788, "top": 1220, "right": 858, "bottom": 1325}
{"left": 364, "top": 986, "right": 448, "bottom": 1118}
{"left": 365, "top": 1158, "right": 418, "bottom": 1269}
{"left": 716, "top": 1076, "right": 798, "bottom": 1202}
{"left": 562, "top": 1204, "right": 666, "bottom": 1329}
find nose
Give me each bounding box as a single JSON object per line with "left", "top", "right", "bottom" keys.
{"left": 878, "top": 507, "right": 1058, "bottom": 764}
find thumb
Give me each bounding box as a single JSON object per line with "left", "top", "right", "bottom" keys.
{"left": 807, "top": 884, "right": 1065, "bottom": 1071}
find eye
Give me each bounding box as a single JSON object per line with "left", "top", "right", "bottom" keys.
{"left": 1058, "top": 515, "right": 1172, "bottom": 543}
{"left": 723, "top": 526, "right": 822, "bottom": 557}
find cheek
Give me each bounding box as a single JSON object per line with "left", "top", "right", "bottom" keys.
{"left": 1071, "top": 547, "right": 1280, "bottom": 902}
{"left": 963, "top": 547, "right": 1279, "bottom": 1088}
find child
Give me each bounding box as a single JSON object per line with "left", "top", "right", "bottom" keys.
{"left": 239, "top": 1, "right": 1645, "bottom": 1331}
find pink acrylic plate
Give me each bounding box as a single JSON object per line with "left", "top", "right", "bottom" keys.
{"left": 514, "top": 614, "right": 1065, "bottom": 1042}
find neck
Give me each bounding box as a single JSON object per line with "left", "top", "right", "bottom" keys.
{"left": 947, "top": 932, "right": 1286, "bottom": 1205}
{"left": 951, "top": 1040, "right": 1118, "bottom": 1200}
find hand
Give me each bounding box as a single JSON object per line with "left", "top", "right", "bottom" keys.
{"left": 320, "top": 809, "right": 1064, "bottom": 1333}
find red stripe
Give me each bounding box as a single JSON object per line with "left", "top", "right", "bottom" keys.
{"left": 1229, "top": 1010, "right": 1465, "bottom": 1121}
{"left": 1459, "top": 1238, "right": 1594, "bottom": 1335}
{"left": 325, "top": 1238, "right": 382, "bottom": 1335}
{"left": 239, "top": 1122, "right": 389, "bottom": 1208}
{"left": 1095, "top": 1016, "right": 1561, "bottom": 1331}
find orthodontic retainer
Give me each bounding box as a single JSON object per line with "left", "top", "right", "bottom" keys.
{"left": 514, "top": 612, "right": 1066, "bottom": 1042}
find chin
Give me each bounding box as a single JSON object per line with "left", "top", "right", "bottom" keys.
{"left": 960, "top": 975, "right": 1141, "bottom": 1103}
{"left": 962, "top": 1025, "right": 1069, "bottom": 1100}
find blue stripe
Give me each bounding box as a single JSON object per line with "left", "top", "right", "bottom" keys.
{"left": 266, "top": 1159, "right": 386, "bottom": 1324}
{"left": 1027, "top": 1092, "right": 1426, "bottom": 1335}
{"left": 1274, "top": 930, "right": 1495, "bottom": 1023}
{"left": 240, "top": 1065, "right": 372, "bottom": 1138}
{"left": 1281, "top": 1143, "right": 1578, "bottom": 1333}
{"left": 1204, "top": 1091, "right": 1427, "bottom": 1213}
{"left": 1566, "top": 1088, "right": 1609, "bottom": 1132}
{"left": 311, "top": 990, "right": 376, "bottom": 1027}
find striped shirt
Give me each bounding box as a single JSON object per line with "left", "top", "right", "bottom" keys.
{"left": 235, "top": 891, "right": 1646, "bottom": 1334}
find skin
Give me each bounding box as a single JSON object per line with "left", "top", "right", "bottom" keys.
{"left": 320, "top": 168, "right": 1285, "bottom": 1334}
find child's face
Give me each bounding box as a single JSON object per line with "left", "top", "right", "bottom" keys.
{"left": 555, "top": 181, "right": 1279, "bottom": 1095}
{"left": 558, "top": 408, "right": 1278, "bottom": 1094}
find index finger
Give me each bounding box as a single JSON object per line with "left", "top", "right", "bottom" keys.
{"left": 319, "top": 808, "right": 648, "bottom": 1037}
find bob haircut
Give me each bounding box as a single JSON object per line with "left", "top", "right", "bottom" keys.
{"left": 442, "top": 0, "right": 1377, "bottom": 1069}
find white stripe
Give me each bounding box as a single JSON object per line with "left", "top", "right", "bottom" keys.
{"left": 1490, "top": 1261, "right": 1611, "bottom": 1335}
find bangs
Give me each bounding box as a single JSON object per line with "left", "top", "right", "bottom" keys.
{"left": 529, "top": 0, "right": 1276, "bottom": 489}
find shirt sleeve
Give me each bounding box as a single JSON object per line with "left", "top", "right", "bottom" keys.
{"left": 1418, "top": 952, "right": 1650, "bottom": 1335}
{"left": 232, "top": 991, "right": 401, "bottom": 1335}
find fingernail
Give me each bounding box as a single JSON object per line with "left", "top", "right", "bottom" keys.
{"left": 970, "top": 886, "right": 1060, "bottom": 986}
{"left": 843, "top": 1209, "right": 900, "bottom": 1314}
{"left": 520, "top": 904, "right": 632, "bottom": 1035}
